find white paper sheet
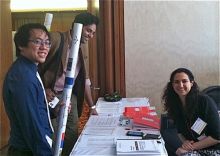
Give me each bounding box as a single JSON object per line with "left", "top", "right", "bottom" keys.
{"left": 116, "top": 139, "right": 160, "bottom": 153}
{"left": 77, "top": 135, "right": 116, "bottom": 148}
{"left": 86, "top": 116, "right": 120, "bottom": 127}
{"left": 83, "top": 126, "right": 116, "bottom": 135}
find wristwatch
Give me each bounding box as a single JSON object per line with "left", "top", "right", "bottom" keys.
{"left": 90, "top": 105, "right": 96, "bottom": 109}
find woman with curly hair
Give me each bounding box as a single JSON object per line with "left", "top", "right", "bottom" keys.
{"left": 162, "top": 68, "right": 220, "bottom": 156}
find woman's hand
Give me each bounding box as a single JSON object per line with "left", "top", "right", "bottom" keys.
{"left": 182, "top": 140, "right": 194, "bottom": 150}
{"left": 176, "top": 147, "right": 189, "bottom": 156}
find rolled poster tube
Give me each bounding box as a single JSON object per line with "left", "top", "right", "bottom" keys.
{"left": 53, "top": 23, "right": 83, "bottom": 156}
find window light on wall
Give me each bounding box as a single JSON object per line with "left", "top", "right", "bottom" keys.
{"left": 10, "top": 0, "right": 89, "bottom": 12}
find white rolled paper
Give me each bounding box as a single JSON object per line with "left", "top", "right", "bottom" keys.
{"left": 44, "top": 13, "right": 53, "bottom": 31}
{"left": 53, "top": 23, "right": 83, "bottom": 156}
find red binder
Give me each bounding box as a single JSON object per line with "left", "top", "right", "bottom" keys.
{"left": 123, "top": 106, "right": 151, "bottom": 118}
{"left": 133, "top": 114, "right": 160, "bottom": 129}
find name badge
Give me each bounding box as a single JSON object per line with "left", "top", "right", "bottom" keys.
{"left": 48, "top": 96, "right": 59, "bottom": 108}
{"left": 191, "top": 117, "right": 207, "bottom": 135}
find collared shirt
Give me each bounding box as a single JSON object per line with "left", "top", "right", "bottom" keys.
{"left": 53, "top": 30, "right": 91, "bottom": 92}
{"left": 3, "top": 56, "right": 53, "bottom": 156}
{"left": 54, "top": 45, "right": 81, "bottom": 92}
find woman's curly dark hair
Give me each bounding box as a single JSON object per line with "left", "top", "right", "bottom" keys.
{"left": 161, "top": 68, "right": 200, "bottom": 120}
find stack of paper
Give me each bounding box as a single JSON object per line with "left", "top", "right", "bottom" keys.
{"left": 96, "top": 98, "right": 122, "bottom": 116}
{"left": 122, "top": 98, "right": 150, "bottom": 107}
{"left": 82, "top": 116, "right": 119, "bottom": 136}
{"left": 116, "top": 139, "right": 161, "bottom": 155}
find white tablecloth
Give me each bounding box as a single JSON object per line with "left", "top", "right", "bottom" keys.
{"left": 70, "top": 98, "right": 168, "bottom": 156}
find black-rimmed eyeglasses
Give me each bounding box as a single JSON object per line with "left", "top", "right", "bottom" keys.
{"left": 29, "top": 39, "right": 51, "bottom": 48}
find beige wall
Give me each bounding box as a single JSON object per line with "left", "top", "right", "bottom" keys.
{"left": 124, "top": 1, "right": 219, "bottom": 114}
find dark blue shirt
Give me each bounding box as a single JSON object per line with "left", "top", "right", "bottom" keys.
{"left": 3, "top": 56, "right": 53, "bottom": 156}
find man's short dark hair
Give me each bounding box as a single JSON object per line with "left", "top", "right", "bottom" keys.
{"left": 72, "top": 12, "right": 99, "bottom": 28}
{"left": 14, "top": 23, "right": 50, "bottom": 57}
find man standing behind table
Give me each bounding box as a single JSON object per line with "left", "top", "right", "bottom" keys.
{"left": 3, "top": 23, "right": 54, "bottom": 156}
{"left": 39, "top": 12, "right": 99, "bottom": 155}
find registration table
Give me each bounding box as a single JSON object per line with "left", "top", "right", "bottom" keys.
{"left": 70, "top": 98, "right": 168, "bottom": 156}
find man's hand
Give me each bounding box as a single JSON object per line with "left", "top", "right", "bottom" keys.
{"left": 53, "top": 101, "right": 72, "bottom": 116}
{"left": 45, "top": 88, "right": 55, "bottom": 102}
{"left": 90, "top": 108, "right": 98, "bottom": 115}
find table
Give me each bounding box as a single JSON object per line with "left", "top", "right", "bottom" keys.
{"left": 70, "top": 98, "right": 168, "bottom": 156}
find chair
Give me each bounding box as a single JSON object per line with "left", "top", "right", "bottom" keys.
{"left": 201, "top": 85, "right": 220, "bottom": 109}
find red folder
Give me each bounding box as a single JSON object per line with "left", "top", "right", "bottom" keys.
{"left": 133, "top": 114, "right": 160, "bottom": 129}
{"left": 123, "top": 106, "right": 151, "bottom": 118}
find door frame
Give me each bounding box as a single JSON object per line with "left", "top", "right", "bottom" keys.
{"left": 0, "top": 0, "right": 12, "bottom": 149}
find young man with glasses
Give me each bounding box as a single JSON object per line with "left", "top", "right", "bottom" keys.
{"left": 3, "top": 23, "right": 54, "bottom": 156}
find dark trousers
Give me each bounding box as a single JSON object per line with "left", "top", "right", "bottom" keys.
{"left": 7, "top": 146, "right": 33, "bottom": 156}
